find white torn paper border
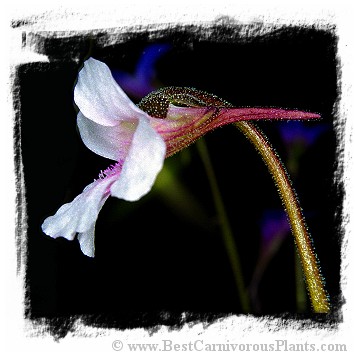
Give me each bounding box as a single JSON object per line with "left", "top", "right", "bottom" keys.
{"left": 2, "top": 0, "right": 354, "bottom": 355}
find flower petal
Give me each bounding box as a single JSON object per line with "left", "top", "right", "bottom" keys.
{"left": 74, "top": 57, "right": 147, "bottom": 126}
{"left": 77, "top": 228, "right": 96, "bottom": 258}
{"left": 42, "top": 173, "right": 118, "bottom": 250}
{"left": 77, "top": 111, "right": 137, "bottom": 161}
{"left": 110, "top": 116, "right": 166, "bottom": 201}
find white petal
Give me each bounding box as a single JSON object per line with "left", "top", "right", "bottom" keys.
{"left": 77, "top": 228, "right": 96, "bottom": 257}
{"left": 74, "top": 57, "right": 147, "bottom": 126}
{"left": 110, "top": 116, "right": 166, "bottom": 201}
{"left": 77, "top": 111, "right": 137, "bottom": 161}
{"left": 42, "top": 174, "right": 117, "bottom": 242}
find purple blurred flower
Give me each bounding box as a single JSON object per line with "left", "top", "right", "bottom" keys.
{"left": 260, "top": 209, "right": 290, "bottom": 251}
{"left": 249, "top": 209, "right": 290, "bottom": 310}
{"left": 277, "top": 121, "right": 329, "bottom": 148}
{"left": 112, "top": 43, "right": 171, "bottom": 98}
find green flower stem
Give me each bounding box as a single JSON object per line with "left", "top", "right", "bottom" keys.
{"left": 295, "top": 249, "right": 308, "bottom": 312}
{"left": 196, "top": 138, "right": 251, "bottom": 313}
{"left": 235, "top": 121, "right": 330, "bottom": 313}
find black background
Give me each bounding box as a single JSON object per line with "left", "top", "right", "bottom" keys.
{"left": 16, "top": 22, "right": 340, "bottom": 337}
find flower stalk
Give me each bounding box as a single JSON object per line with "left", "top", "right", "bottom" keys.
{"left": 142, "top": 83, "right": 330, "bottom": 312}
{"left": 235, "top": 121, "right": 330, "bottom": 313}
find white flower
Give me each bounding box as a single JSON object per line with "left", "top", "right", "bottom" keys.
{"left": 42, "top": 58, "right": 166, "bottom": 257}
